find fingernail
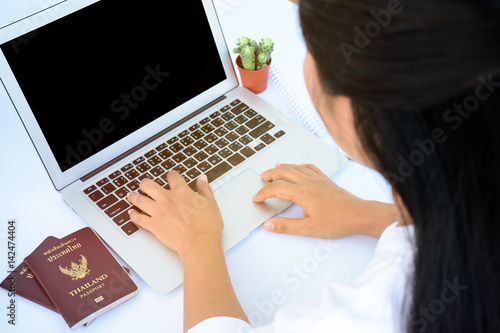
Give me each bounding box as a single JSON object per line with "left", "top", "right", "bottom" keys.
{"left": 264, "top": 220, "right": 275, "bottom": 231}
{"left": 275, "top": 162, "right": 282, "bottom": 167}
{"left": 199, "top": 174, "right": 208, "bottom": 182}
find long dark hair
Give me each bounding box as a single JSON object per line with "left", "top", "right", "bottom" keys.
{"left": 299, "top": 0, "right": 500, "bottom": 332}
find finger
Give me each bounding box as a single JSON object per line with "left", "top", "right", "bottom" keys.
{"left": 166, "top": 170, "right": 188, "bottom": 190}
{"left": 253, "top": 181, "right": 302, "bottom": 204}
{"left": 128, "top": 208, "right": 151, "bottom": 229}
{"left": 196, "top": 174, "right": 215, "bottom": 199}
{"left": 261, "top": 164, "right": 315, "bottom": 184}
{"left": 127, "top": 191, "right": 156, "bottom": 215}
{"left": 264, "top": 216, "right": 315, "bottom": 236}
{"left": 300, "top": 163, "right": 329, "bottom": 178}
{"left": 139, "top": 178, "right": 166, "bottom": 200}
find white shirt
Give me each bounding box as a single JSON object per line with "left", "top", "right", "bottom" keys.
{"left": 188, "top": 222, "right": 415, "bottom": 333}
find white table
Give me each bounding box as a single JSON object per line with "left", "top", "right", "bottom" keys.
{"left": 0, "top": 0, "right": 392, "bottom": 332}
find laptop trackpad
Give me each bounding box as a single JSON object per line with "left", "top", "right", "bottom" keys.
{"left": 214, "top": 169, "right": 288, "bottom": 241}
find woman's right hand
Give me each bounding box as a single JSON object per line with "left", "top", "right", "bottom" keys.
{"left": 253, "top": 163, "right": 396, "bottom": 239}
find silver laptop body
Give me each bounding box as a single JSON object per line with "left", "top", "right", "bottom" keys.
{"left": 0, "top": 0, "right": 347, "bottom": 294}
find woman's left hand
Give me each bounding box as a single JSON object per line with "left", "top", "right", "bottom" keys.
{"left": 127, "top": 171, "right": 224, "bottom": 258}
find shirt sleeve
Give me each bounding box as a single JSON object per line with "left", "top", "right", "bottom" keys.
{"left": 187, "top": 223, "right": 414, "bottom": 333}
{"left": 187, "top": 316, "right": 253, "bottom": 333}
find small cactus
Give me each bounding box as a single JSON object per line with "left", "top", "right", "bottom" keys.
{"left": 233, "top": 36, "right": 274, "bottom": 71}
{"left": 256, "top": 38, "right": 274, "bottom": 70}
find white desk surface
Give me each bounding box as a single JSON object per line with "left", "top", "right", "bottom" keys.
{"left": 0, "top": 0, "right": 392, "bottom": 332}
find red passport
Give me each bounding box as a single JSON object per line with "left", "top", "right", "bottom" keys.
{"left": 1, "top": 236, "right": 59, "bottom": 312}
{"left": 24, "top": 227, "right": 139, "bottom": 329}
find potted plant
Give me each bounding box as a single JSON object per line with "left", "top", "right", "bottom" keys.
{"left": 233, "top": 37, "right": 274, "bottom": 94}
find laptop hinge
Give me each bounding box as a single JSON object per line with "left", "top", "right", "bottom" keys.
{"left": 81, "top": 95, "right": 228, "bottom": 182}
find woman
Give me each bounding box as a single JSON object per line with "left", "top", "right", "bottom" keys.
{"left": 127, "top": 0, "right": 500, "bottom": 332}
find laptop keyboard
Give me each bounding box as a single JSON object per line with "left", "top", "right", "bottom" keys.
{"left": 82, "top": 99, "right": 286, "bottom": 238}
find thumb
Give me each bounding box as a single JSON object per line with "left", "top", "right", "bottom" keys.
{"left": 196, "top": 174, "right": 215, "bottom": 199}
{"left": 264, "top": 216, "right": 311, "bottom": 236}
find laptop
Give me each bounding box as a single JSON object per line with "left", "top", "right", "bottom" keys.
{"left": 0, "top": 0, "right": 347, "bottom": 294}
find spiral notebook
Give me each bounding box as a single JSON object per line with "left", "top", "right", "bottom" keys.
{"left": 268, "top": 40, "right": 329, "bottom": 139}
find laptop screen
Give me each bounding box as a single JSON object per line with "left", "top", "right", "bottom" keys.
{"left": 1, "top": 0, "right": 227, "bottom": 172}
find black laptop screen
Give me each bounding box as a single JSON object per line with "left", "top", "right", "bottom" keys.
{"left": 1, "top": 0, "right": 227, "bottom": 172}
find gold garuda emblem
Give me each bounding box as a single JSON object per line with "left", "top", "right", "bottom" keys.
{"left": 59, "top": 254, "right": 91, "bottom": 281}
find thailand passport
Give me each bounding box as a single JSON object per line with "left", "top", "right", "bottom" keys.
{"left": 24, "top": 227, "right": 139, "bottom": 329}
{"left": 1, "top": 236, "right": 59, "bottom": 312}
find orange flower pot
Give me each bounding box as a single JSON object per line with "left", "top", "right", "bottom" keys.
{"left": 236, "top": 55, "right": 272, "bottom": 94}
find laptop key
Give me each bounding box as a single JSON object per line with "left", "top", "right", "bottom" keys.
{"left": 96, "top": 178, "right": 109, "bottom": 187}
{"left": 201, "top": 123, "right": 215, "bottom": 134}
{"left": 229, "top": 141, "right": 243, "bottom": 152}
{"left": 159, "top": 149, "right": 173, "bottom": 160}
{"left": 184, "top": 158, "right": 198, "bottom": 169}
{"left": 240, "top": 147, "right": 256, "bottom": 158}
{"left": 227, "top": 153, "right": 245, "bottom": 167}
{"left": 173, "top": 164, "right": 187, "bottom": 174}
{"left": 113, "top": 176, "right": 128, "bottom": 187}
{"left": 88, "top": 190, "right": 104, "bottom": 202}
{"left": 113, "top": 211, "right": 130, "bottom": 226}
{"left": 148, "top": 155, "right": 162, "bottom": 166}
{"left": 102, "top": 183, "right": 116, "bottom": 195}
{"left": 225, "top": 132, "right": 239, "bottom": 142}
{"left": 254, "top": 143, "right": 266, "bottom": 151}
{"left": 96, "top": 194, "right": 118, "bottom": 210}
{"left": 204, "top": 133, "right": 218, "bottom": 143}
{"left": 172, "top": 152, "right": 187, "bottom": 163}
{"left": 179, "top": 130, "right": 190, "bottom": 138}
{"left": 274, "top": 130, "right": 286, "bottom": 138}
{"left": 133, "top": 157, "right": 145, "bottom": 165}
{"left": 115, "top": 187, "right": 128, "bottom": 199}
{"left": 244, "top": 109, "right": 257, "bottom": 118}
{"left": 156, "top": 143, "right": 168, "bottom": 152}
{"left": 183, "top": 146, "right": 197, "bottom": 156}
{"left": 245, "top": 114, "right": 266, "bottom": 129}
{"left": 105, "top": 200, "right": 130, "bottom": 218}
{"left": 150, "top": 166, "right": 165, "bottom": 177}
{"left": 127, "top": 180, "right": 140, "bottom": 191}
{"left": 121, "top": 164, "right": 133, "bottom": 172}
{"left": 167, "top": 137, "right": 178, "bottom": 145}
{"left": 221, "top": 112, "right": 234, "bottom": 121}
{"left": 261, "top": 133, "right": 276, "bottom": 145}
{"left": 235, "top": 125, "right": 249, "bottom": 135}
{"left": 125, "top": 169, "right": 140, "bottom": 180}
{"left": 121, "top": 222, "right": 139, "bottom": 236}
{"left": 161, "top": 159, "right": 176, "bottom": 169}
{"left": 109, "top": 171, "right": 121, "bottom": 179}
{"left": 249, "top": 121, "right": 275, "bottom": 139}
{"left": 84, "top": 185, "right": 97, "bottom": 194}
{"left": 198, "top": 161, "right": 211, "bottom": 172}
{"left": 239, "top": 135, "right": 253, "bottom": 145}
{"left": 191, "top": 130, "right": 204, "bottom": 140}
{"left": 144, "top": 149, "right": 156, "bottom": 158}
{"left": 224, "top": 121, "right": 238, "bottom": 131}
{"left": 215, "top": 138, "right": 229, "bottom": 149}
{"left": 186, "top": 168, "right": 201, "bottom": 180}
{"left": 170, "top": 142, "right": 184, "bottom": 152}
{"left": 218, "top": 148, "right": 233, "bottom": 159}
{"left": 194, "top": 151, "right": 209, "bottom": 162}
{"left": 189, "top": 123, "right": 200, "bottom": 131}
{"left": 230, "top": 99, "right": 241, "bottom": 106}
{"left": 205, "top": 161, "right": 232, "bottom": 182}
{"left": 193, "top": 139, "right": 208, "bottom": 150}
{"left": 208, "top": 155, "right": 222, "bottom": 165}
{"left": 136, "top": 162, "right": 151, "bottom": 173}
{"left": 234, "top": 115, "right": 248, "bottom": 124}
{"left": 231, "top": 103, "right": 249, "bottom": 115}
